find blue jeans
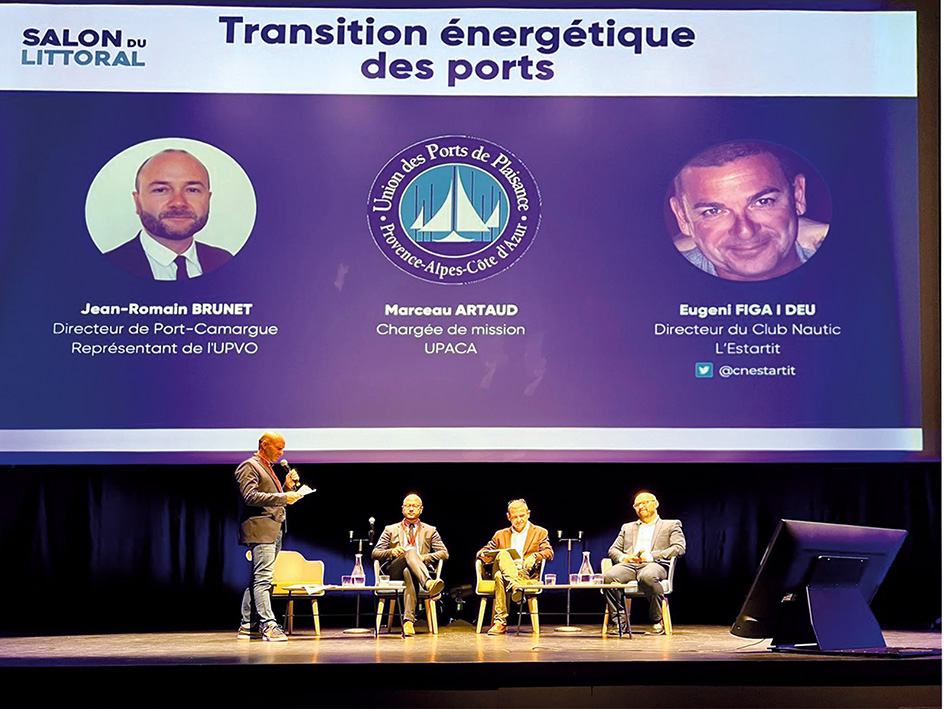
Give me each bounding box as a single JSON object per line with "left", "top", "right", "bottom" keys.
{"left": 240, "top": 529, "right": 282, "bottom": 627}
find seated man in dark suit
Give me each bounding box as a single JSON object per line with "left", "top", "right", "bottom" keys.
{"left": 106, "top": 148, "right": 232, "bottom": 279}
{"left": 372, "top": 493, "right": 448, "bottom": 636}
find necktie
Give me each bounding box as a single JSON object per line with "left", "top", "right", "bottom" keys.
{"left": 175, "top": 255, "right": 188, "bottom": 281}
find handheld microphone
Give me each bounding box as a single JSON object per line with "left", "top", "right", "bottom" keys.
{"left": 280, "top": 459, "right": 300, "bottom": 484}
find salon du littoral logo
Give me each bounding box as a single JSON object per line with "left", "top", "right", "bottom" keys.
{"left": 367, "top": 136, "right": 541, "bottom": 285}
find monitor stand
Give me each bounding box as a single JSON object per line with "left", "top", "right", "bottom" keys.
{"left": 770, "top": 555, "right": 887, "bottom": 653}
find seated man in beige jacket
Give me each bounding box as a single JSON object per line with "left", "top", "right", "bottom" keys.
{"left": 476, "top": 499, "right": 554, "bottom": 635}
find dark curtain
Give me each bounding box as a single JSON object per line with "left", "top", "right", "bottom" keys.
{"left": 2, "top": 461, "right": 938, "bottom": 635}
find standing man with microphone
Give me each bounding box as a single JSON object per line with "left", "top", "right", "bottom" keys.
{"left": 235, "top": 431, "right": 302, "bottom": 641}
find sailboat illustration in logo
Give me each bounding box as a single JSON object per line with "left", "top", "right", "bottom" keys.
{"left": 400, "top": 164, "right": 509, "bottom": 257}
{"left": 370, "top": 135, "right": 540, "bottom": 285}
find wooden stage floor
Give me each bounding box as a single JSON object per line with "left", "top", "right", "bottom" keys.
{"left": 1, "top": 624, "right": 940, "bottom": 708}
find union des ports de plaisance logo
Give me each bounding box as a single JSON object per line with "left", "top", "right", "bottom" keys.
{"left": 367, "top": 136, "right": 541, "bottom": 285}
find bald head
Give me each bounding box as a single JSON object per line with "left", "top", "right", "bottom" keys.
{"left": 135, "top": 149, "right": 210, "bottom": 191}
{"left": 402, "top": 493, "right": 423, "bottom": 523}
{"left": 133, "top": 149, "right": 212, "bottom": 246}
{"left": 633, "top": 491, "right": 659, "bottom": 523}
{"left": 257, "top": 431, "right": 285, "bottom": 463}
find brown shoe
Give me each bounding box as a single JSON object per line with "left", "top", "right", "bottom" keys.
{"left": 487, "top": 623, "right": 507, "bottom": 635}
{"left": 644, "top": 622, "right": 664, "bottom": 636}
{"left": 424, "top": 578, "right": 445, "bottom": 597}
{"left": 510, "top": 584, "right": 525, "bottom": 604}
{"left": 402, "top": 621, "right": 416, "bottom": 636}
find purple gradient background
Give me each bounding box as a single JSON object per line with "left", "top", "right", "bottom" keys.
{"left": 0, "top": 94, "right": 921, "bottom": 455}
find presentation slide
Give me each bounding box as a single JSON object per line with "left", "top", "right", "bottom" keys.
{"left": 0, "top": 4, "right": 925, "bottom": 462}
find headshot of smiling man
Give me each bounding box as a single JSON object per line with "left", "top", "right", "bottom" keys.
{"left": 105, "top": 148, "right": 233, "bottom": 280}
{"left": 669, "top": 141, "right": 828, "bottom": 282}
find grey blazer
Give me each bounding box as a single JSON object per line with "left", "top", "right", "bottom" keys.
{"left": 235, "top": 455, "right": 291, "bottom": 544}
{"left": 607, "top": 517, "right": 686, "bottom": 565}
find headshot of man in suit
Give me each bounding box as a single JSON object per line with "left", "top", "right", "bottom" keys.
{"left": 105, "top": 148, "right": 233, "bottom": 280}
{"left": 669, "top": 140, "right": 829, "bottom": 282}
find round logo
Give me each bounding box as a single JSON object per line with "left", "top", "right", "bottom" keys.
{"left": 368, "top": 136, "right": 541, "bottom": 284}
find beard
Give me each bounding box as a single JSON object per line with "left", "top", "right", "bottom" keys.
{"left": 138, "top": 207, "right": 209, "bottom": 241}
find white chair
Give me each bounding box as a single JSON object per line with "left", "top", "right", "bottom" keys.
{"left": 475, "top": 557, "right": 545, "bottom": 635}
{"left": 600, "top": 556, "right": 676, "bottom": 635}
{"left": 374, "top": 558, "right": 444, "bottom": 635}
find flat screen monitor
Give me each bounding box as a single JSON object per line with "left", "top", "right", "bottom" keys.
{"left": 731, "top": 519, "right": 906, "bottom": 652}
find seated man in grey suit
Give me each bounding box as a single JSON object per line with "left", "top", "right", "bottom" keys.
{"left": 603, "top": 491, "right": 685, "bottom": 636}
{"left": 372, "top": 493, "right": 448, "bottom": 636}
{"left": 106, "top": 148, "right": 232, "bottom": 280}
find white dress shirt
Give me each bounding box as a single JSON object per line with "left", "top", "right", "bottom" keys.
{"left": 139, "top": 231, "right": 203, "bottom": 280}
{"left": 633, "top": 517, "right": 658, "bottom": 558}
{"left": 510, "top": 521, "right": 530, "bottom": 559}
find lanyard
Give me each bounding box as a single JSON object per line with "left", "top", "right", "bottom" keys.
{"left": 257, "top": 455, "right": 283, "bottom": 491}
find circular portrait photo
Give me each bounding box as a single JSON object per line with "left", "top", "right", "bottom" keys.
{"left": 666, "top": 140, "right": 831, "bottom": 282}
{"left": 86, "top": 138, "right": 257, "bottom": 281}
